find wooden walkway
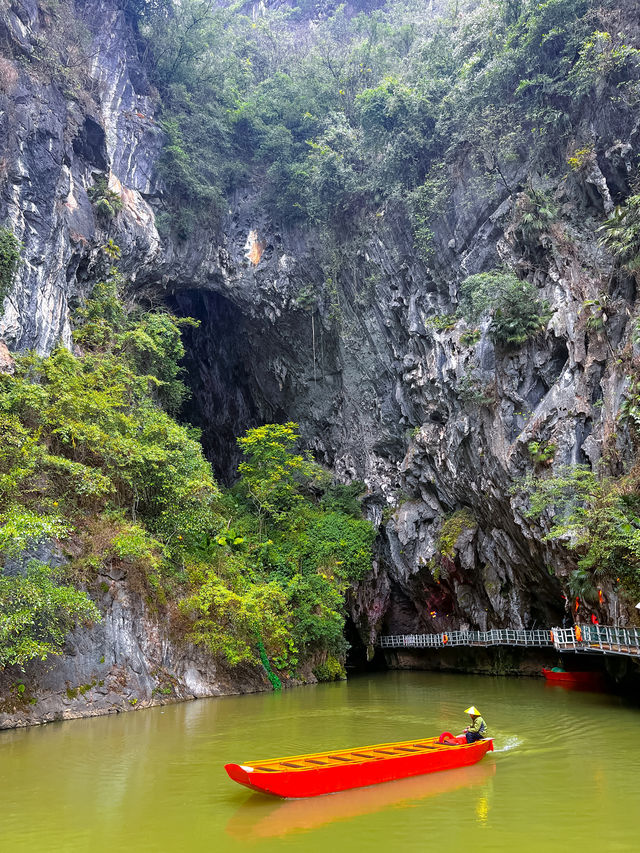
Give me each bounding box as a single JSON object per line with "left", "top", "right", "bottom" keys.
{"left": 379, "top": 624, "right": 640, "bottom": 659}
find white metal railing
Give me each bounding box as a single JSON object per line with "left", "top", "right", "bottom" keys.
{"left": 379, "top": 629, "right": 553, "bottom": 650}
{"left": 551, "top": 624, "right": 640, "bottom": 656}
{"left": 379, "top": 625, "right": 640, "bottom": 658}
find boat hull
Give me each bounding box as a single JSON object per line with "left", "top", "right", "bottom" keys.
{"left": 542, "top": 669, "right": 604, "bottom": 688}
{"left": 225, "top": 736, "right": 493, "bottom": 798}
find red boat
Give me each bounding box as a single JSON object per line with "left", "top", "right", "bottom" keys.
{"left": 224, "top": 734, "right": 494, "bottom": 798}
{"left": 226, "top": 761, "right": 497, "bottom": 839}
{"left": 542, "top": 669, "right": 604, "bottom": 689}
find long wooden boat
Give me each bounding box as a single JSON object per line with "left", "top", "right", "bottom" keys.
{"left": 226, "top": 761, "right": 497, "bottom": 839}
{"left": 224, "top": 734, "right": 494, "bottom": 798}
{"left": 542, "top": 668, "right": 604, "bottom": 689}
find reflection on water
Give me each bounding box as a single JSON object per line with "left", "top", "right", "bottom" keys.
{"left": 227, "top": 761, "right": 496, "bottom": 839}
{"left": 1, "top": 670, "right": 638, "bottom": 853}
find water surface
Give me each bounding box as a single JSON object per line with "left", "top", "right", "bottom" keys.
{"left": 1, "top": 671, "right": 637, "bottom": 852}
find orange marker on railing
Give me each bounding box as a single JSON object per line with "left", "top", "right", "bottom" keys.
{"left": 575, "top": 625, "right": 582, "bottom": 642}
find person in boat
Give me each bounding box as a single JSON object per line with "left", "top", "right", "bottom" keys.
{"left": 463, "top": 706, "right": 487, "bottom": 743}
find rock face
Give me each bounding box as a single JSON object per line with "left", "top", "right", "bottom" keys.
{"left": 0, "top": 567, "right": 268, "bottom": 729}
{"left": 1, "top": 0, "right": 639, "bottom": 724}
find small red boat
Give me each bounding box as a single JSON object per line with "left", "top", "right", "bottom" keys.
{"left": 542, "top": 669, "right": 604, "bottom": 689}
{"left": 224, "top": 734, "right": 494, "bottom": 798}
{"left": 227, "top": 761, "right": 497, "bottom": 839}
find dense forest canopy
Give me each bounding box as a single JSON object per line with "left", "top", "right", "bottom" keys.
{"left": 132, "top": 0, "right": 640, "bottom": 247}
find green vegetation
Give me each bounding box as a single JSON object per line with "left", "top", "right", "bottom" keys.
{"left": 600, "top": 193, "right": 640, "bottom": 281}
{"left": 0, "top": 563, "right": 100, "bottom": 669}
{"left": 527, "top": 440, "right": 557, "bottom": 465}
{"left": 460, "top": 329, "right": 481, "bottom": 347}
{"left": 582, "top": 295, "right": 608, "bottom": 332}
{"left": 0, "top": 227, "right": 21, "bottom": 310}
{"left": 521, "top": 465, "right": 640, "bottom": 599}
{"left": 457, "top": 372, "right": 495, "bottom": 406}
{"left": 87, "top": 177, "right": 123, "bottom": 222}
{"left": 0, "top": 273, "right": 374, "bottom": 675}
{"left": 134, "top": 0, "right": 639, "bottom": 252}
{"left": 313, "top": 655, "right": 346, "bottom": 682}
{"left": 458, "top": 270, "right": 554, "bottom": 347}
{"left": 438, "top": 509, "right": 477, "bottom": 560}
{"left": 182, "top": 423, "right": 375, "bottom": 673}
{"left": 427, "top": 314, "right": 457, "bottom": 333}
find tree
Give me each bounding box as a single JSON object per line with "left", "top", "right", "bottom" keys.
{"left": 237, "top": 423, "right": 319, "bottom": 524}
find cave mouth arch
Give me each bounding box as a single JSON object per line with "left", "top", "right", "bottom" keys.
{"left": 171, "top": 289, "right": 283, "bottom": 484}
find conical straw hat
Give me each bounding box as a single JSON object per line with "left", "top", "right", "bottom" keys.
{"left": 464, "top": 706, "right": 481, "bottom": 715}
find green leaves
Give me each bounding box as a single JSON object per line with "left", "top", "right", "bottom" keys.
{"left": 0, "top": 563, "right": 100, "bottom": 669}
{"left": 0, "top": 227, "right": 21, "bottom": 310}
{"left": 599, "top": 195, "right": 640, "bottom": 280}
{"left": 237, "top": 423, "right": 319, "bottom": 523}
{"left": 183, "top": 423, "right": 375, "bottom": 672}
{"left": 0, "top": 507, "right": 70, "bottom": 559}
{"left": 459, "top": 269, "right": 553, "bottom": 347}
{"left": 520, "top": 465, "right": 640, "bottom": 596}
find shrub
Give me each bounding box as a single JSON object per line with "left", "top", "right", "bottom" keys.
{"left": 0, "top": 563, "right": 100, "bottom": 669}
{"left": 459, "top": 270, "right": 553, "bottom": 347}
{"left": 183, "top": 424, "right": 375, "bottom": 671}
{"left": 0, "top": 227, "right": 21, "bottom": 309}
{"left": 313, "top": 654, "right": 346, "bottom": 682}
{"left": 87, "top": 176, "right": 123, "bottom": 221}
{"left": 527, "top": 440, "right": 557, "bottom": 465}
{"left": 438, "top": 508, "right": 476, "bottom": 560}
{"left": 599, "top": 194, "right": 640, "bottom": 280}
{"left": 520, "top": 465, "right": 640, "bottom": 598}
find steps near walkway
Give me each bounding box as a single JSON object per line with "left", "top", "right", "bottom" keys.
{"left": 380, "top": 624, "right": 640, "bottom": 659}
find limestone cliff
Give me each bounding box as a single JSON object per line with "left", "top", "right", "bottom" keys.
{"left": 1, "top": 0, "right": 639, "bottom": 725}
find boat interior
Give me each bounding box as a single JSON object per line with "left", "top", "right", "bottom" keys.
{"left": 243, "top": 737, "right": 475, "bottom": 773}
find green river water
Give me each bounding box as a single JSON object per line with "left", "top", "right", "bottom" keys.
{"left": 1, "top": 671, "right": 637, "bottom": 852}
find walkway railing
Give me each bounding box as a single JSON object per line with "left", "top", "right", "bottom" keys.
{"left": 379, "top": 625, "right": 640, "bottom": 659}
{"left": 552, "top": 625, "right": 640, "bottom": 657}
{"left": 379, "top": 629, "right": 552, "bottom": 650}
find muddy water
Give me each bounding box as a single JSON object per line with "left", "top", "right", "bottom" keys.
{"left": 1, "top": 671, "right": 637, "bottom": 852}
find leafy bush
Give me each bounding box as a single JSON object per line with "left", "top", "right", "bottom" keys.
{"left": 0, "top": 226, "right": 21, "bottom": 309}
{"left": 527, "top": 440, "right": 557, "bottom": 465}
{"left": 521, "top": 465, "right": 640, "bottom": 598}
{"left": 0, "top": 506, "right": 70, "bottom": 559}
{"left": 599, "top": 193, "right": 640, "bottom": 280}
{"left": 313, "top": 654, "right": 346, "bottom": 682}
{"left": 458, "top": 270, "right": 553, "bottom": 347}
{"left": 0, "top": 563, "right": 100, "bottom": 669}
{"left": 182, "top": 423, "right": 375, "bottom": 669}
{"left": 87, "top": 176, "right": 123, "bottom": 221}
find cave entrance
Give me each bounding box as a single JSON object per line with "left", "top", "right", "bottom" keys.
{"left": 344, "top": 614, "right": 388, "bottom": 672}
{"left": 171, "top": 289, "right": 266, "bottom": 484}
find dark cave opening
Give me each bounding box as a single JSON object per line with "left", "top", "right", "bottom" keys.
{"left": 344, "top": 615, "right": 387, "bottom": 671}
{"left": 171, "top": 289, "right": 264, "bottom": 484}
